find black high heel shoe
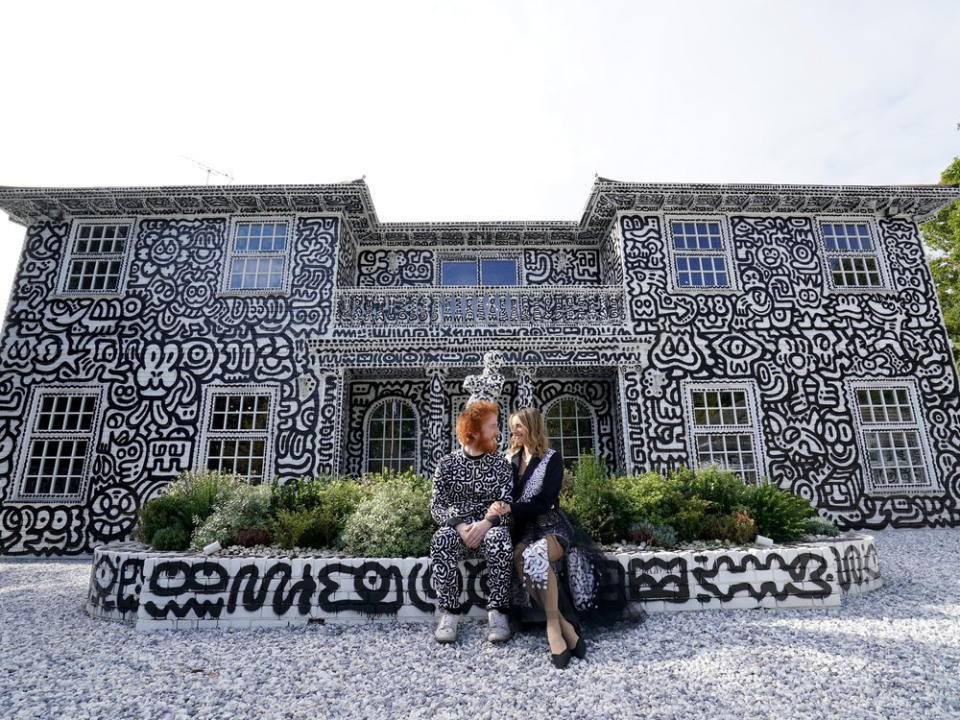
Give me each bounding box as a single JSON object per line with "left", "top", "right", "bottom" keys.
{"left": 568, "top": 622, "right": 587, "bottom": 659}
{"left": 550, "top": 648, "right": 572, "bottom": 669}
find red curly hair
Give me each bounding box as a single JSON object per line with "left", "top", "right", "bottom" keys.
{"left": 456, "top": 400, "right": 500, "bottom": 446}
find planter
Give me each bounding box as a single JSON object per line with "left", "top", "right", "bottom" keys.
{"left": 86, "top": 534, "right": 882, "bottom": 631}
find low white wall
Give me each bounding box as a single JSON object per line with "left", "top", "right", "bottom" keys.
{"left": 85, "top": 535, "right": 882, "bottom": 631}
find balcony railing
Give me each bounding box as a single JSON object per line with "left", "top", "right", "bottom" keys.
{"left": 334, "top": 286, "right": 626, "bottom": 328}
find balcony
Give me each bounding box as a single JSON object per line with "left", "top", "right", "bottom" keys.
{"left": 334, "top": 286, "right": 626, "bottom": 328}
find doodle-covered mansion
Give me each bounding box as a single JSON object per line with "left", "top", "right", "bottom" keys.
{"left": 1, "top": 179, "right": 959, "bottom": 555}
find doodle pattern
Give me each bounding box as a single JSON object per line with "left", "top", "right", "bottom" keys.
{"left": 85, "top": 535, "right": 882, "bottom": 628}
{"left": 2, "top": 180, "right": 960, "bottom": 555}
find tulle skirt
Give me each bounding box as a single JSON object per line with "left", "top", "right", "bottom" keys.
{"left": 511, "top": 507, "right": 647, "bottom": 629}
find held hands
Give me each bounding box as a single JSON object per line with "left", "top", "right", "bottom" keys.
{"left": 487, "top": 501, "right": 511, "bottom": 517}
{"left": 456, "top": 519, "right": 492, "bottom": 549}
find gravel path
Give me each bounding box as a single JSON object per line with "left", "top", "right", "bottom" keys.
{"left": 2, "top": 528, "right": 959, "bottom": 720}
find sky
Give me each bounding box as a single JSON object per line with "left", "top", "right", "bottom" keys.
{"left": 1, "top": 0, "right": 958, "bottom": 320}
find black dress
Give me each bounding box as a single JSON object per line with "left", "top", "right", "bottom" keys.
{"left": 509, "top": 448, "right": 641, "bottom": 627}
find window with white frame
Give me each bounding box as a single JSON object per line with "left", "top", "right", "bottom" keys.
{"left": 224, "top": 219, "right": 291, "bottom": 292}
{"left": 849, "top": 381, "right": 936, "bottom": 493}
{"left": 60, "top": 220, "right": 133, "bottom": 294}
{"left": 820, "top": 221, "right": 885, "bottom": 289}
{"left": 14, "top": 386, "right": 103, "bottom": 502}
{"left": 365, "top": 398, "right": 418, "bottom": 473}
{"left": 198, "top": 387, "right": 277, "bottom": 482}
{"left": 684, "top": 382, "right": 763, "bottom": 483}
{"left": 545, "top": 397, "right": 598, "bottom": 467}
{"left": 667, "top": 219, "right": 733, "bottom": 290}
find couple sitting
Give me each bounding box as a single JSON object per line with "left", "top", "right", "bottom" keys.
{"left": 429, "top": 400, "right": 622, "bottom": 669}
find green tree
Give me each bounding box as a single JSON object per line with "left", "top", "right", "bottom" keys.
{"left": 921, "top": 156, "right": 960, "bottom": 365}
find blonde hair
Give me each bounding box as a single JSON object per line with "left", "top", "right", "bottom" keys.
{"left": 506, "top": 407, "right": 550, "bottom": 459}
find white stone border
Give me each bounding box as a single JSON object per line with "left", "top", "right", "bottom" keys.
{"left": 86, "top": 534, "right": 882, "bottom": 631}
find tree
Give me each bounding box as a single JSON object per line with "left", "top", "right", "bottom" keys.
{"left": 921, "top": 156, "right": 960, "bottom": 365}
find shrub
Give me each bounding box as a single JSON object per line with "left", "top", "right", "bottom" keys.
{"left": 671, "top": 465, "right": 752, "bottom": 515}
{"left": 341, "top": 474, "right": 433, "bottom": 557}
{"left": 801, "top": 516, "right": 840, "bottom": 537}
{"left": 269, "top": 477, "right": 366, "bottom": 549}
{"left": 698, "top": 511, "right": 758, "bottom": 545}
{"left": 627, "top": 520, "right": 679, "bottom": 548}
{"left": 136, "top": 470, "right": 243, "bottom": 551}
{"left": 560, "top": 455, "right": 626, "bottom": 543}
{"left": 668, "top": 496, "right": 715, "bottom": 542}
{"left": 137, "top": 495, "right": 193, "bottom": 549}
{"left": 190, "top": 484, "right": 273, "bottom": 550}
{"left": 150, "top": 525, "right": 191, "bottom": 551}
{"left": 741, "top": 481, "right": 817, "bottom": 542}
{"left": 235, "top": 527, "right": 272, "bottom": 547}
{"left": 612, "top": 472, "right": 688, "bottom": 528}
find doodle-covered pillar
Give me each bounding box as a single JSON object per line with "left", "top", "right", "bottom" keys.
{"left": 513, "top": 365, "right": 536, "bottom": 411}
{"left": 423, "top": 366, "right": 448, "bottom": 476}
{"left": 617, "top": 363, "right": 648, "bottom": 475}
{"left": 314, "top": 367, "right": 345, "bottom": 475}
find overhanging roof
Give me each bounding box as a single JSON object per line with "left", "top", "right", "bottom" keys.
{"left": 1, "top": 178, "right": 958, "bottom": 243}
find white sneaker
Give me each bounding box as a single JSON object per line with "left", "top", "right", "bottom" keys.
{"left": 434, "top": 610, "right": 460, "bottom": 643}
{"left": 487, "top": 609, "right": 512, "bottom": 643}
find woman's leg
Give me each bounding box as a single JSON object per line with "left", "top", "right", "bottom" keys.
{"left": 517, "top": 535, "right": 580, "bottom": 653}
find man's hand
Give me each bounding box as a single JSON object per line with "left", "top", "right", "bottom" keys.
{"left": 455, "top": 523, "right": 471, "bottom": 544}
{"left": 462, "top": 519, "right": 492, "bottom": 548}
{"left": 487, "top": 501, "right": 511, "bottom": 517}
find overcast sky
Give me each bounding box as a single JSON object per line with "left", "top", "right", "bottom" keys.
{"left": 1, "top": 0, "right": 958, "bottom": 320}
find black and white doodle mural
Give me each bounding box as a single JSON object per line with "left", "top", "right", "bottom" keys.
{"left": 2, "top": 180, "right": 960, "bottom": 555}
{"left": 86, "top": 535, "right": 882, "bottom": 627}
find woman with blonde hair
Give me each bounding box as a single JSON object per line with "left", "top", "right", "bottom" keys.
{"left": 487, "top": 407, "right": 634, "bottom": 668}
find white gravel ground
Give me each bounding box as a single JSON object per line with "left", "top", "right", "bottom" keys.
{"left": 2, "top": 527, "right": 959, "bottom": 720}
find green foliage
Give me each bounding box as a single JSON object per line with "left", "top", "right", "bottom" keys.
{"left": 559, "top": 455, "right": 626, "bottom": 543}
{"left": 611, "top": 472, "right": 688, "bottom": 527}
{"left": 269, "top": 476, "right": 367, "bottom": 548}
{"left": 698, "top": 511, "right": 758, "bottom": 545}
{"left": 740, "top": 481, "right": 817, "bottom": 542}
{"left": 671, "top": 465, "right": 752, "bottom": 515}
{"left": 627, "top": 520, "right": 679, "bottom": 548}
{"left": 341, "top": 473, "right": 434, "bottom": 557}
{"left": 190, "top": 484, "right": 273, "bottom": 550}
{"left": 801, "top": 516, "right": 840, "bottom": 537}
{"left": 921, "top": 156, "right": 960, "bottom": 364}
{"left": 150, "top": 525, "right": 191, "bottom": 551}
{"left": 668, "top": 496, "right": 715, "bottom": 542}
{"left": 136, "top": 470, "right": 243, "bottom": 550}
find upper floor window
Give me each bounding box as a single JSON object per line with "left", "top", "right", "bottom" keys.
{"left": 666, "top": 219, "right": 735, "bottom": 291}
{"left": 13, "top": 385, "right": 104, "bottom": 502}
{"left": 223, "top": 218, "right": 292, "bottom": 293}
{"left": 440, "top": 257, "right": 519, "bottom": 286}
{"left": 820, "top": 221, "right": 887, "bottom": 290}
{"left": 365, "top": 398, "right": 419, "bottom": 474}
{"left": 683, "top": 381, "right": 764, "bottom": 483}
{"left": 196, "top": 385, "right": 278, "bottom": 482}
{"left": 545, "top": 396, "right": 598, "bottom": 468}
{"left": 848, "top": 380, "right": 936, "bottom": 494}
{"left": 60, "top": 220, "right": 134, "bottom": 295}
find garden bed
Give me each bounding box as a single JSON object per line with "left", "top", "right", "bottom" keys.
{"left": 86, "top": 533, "right": 882, "bottom": 631}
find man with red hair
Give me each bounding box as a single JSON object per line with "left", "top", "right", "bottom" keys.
{"left": 430, "top": 400, "right": 514, "bottom": 643}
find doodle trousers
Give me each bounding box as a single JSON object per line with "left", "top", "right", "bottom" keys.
{"left": 430, "top": 525, "right": 513, "bottom": 612}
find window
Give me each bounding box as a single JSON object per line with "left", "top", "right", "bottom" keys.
{"left": 14, "top": 386, "right": 103, "bottom": 502}
{"left": 197, "top": 386, "right": 277, "bottom": 482}
{"left": 849, "top": 381, "right": 936, "bottom": 493}
{"left": 666, "top": 219, "right": 734, "bottom": 290}
{"left": 224, "top": 218, "right": 292, "bottom": 293}
{"left": 683, "top": 382, "right": 764, "bottom": 483}
{"left": 60, "top": 220, "right": 133, "bottom": 295}
{"left": 365, "top": 398, "right": 418, "bottom": 473}
{"left": 820, "top": 221, "right": 886, "bottom": 290}
{"left": 545, "top": 397, "right": 597, "bottom": 467}
{"left": 440, "top": 257, "right": 519, "bottom": 286}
